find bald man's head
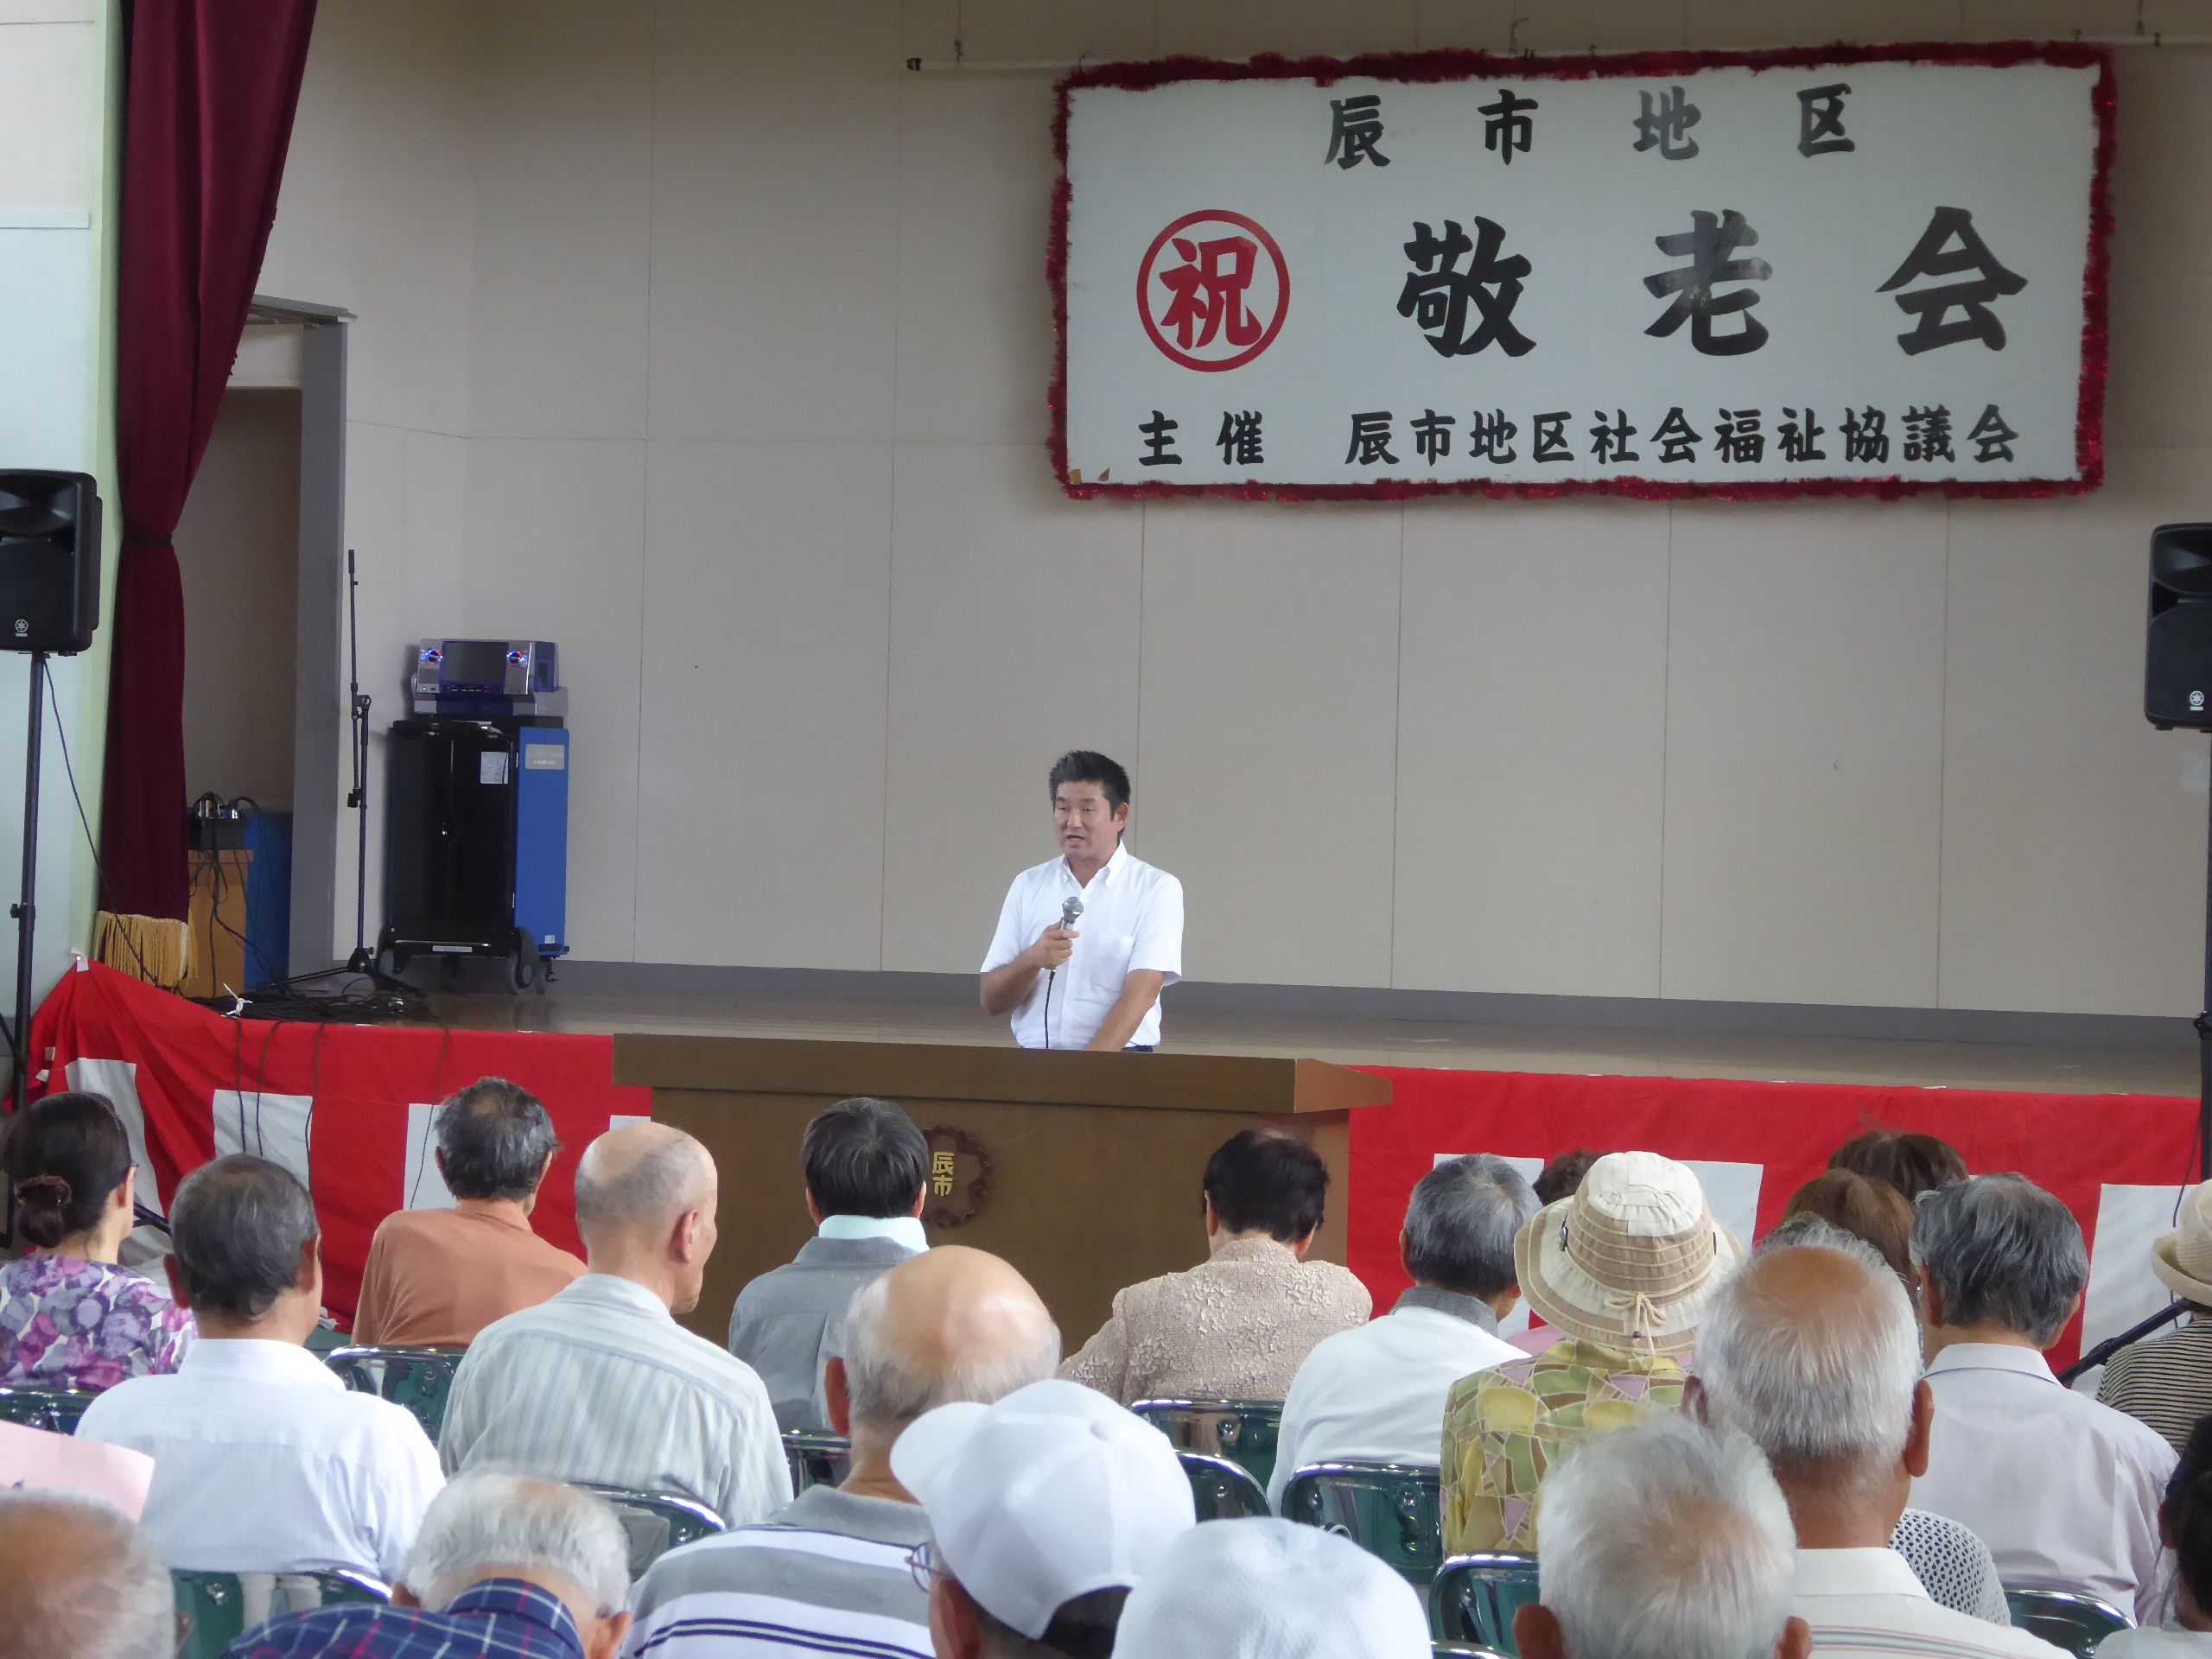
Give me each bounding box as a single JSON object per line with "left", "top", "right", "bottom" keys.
{"left": 840, "top": 1245, "right": 1060, "bottom": 1432}
{"left": 575, "top": 1123, "right": 714, "bottom": 1244}
{"left": 0, "top": 1493, "right": 173, "bottom": 1659}
{"left": 1697, "top": 1226, "right": 1923, "bottom": 1492}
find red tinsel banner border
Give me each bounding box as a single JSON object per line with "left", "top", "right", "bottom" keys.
{"left": 1047, "top": 41, "right": 2115, "bottom": 505}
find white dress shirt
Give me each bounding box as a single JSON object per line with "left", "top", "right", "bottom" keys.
{"left": 441, "top": 1273, "right": 791, "bottom": 1528}
{"left": 1266, "top": 1287, "right": 1521, "bottom": 1510}
{"left": 1912, "top": 1343, "right": 2177, "bottom": 1622}
{"left": 982, "top": 842, "right": 1183, "bottom": 1049}
{"left": 76, "top": 1338, "right": 442, "bottom": 1580}
{"left": 1793, "top": 1547, "right": 2068, "bottom": 1659}
{"left": 2101, "top": 1632, "right": 2212, "bottom": 1659}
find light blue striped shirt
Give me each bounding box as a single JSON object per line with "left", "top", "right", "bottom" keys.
{"left": 440, "top": 1274, "right": 791, "bottom": 1527}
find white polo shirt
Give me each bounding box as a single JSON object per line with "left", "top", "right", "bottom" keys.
{"left": 76, "top": 1337, "right": 443, "bottom": 1580}
{"left": 1793, "top": 1547, "right": 2067, "bottom": 1659}
{"left": 981, "top": 842, "right": 1184, "bottom": 1049}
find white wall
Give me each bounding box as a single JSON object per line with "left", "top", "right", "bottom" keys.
{"left": 262, "top": 0, "right": 2212, "bottom": 1017}
{"left": 0, "top": 0, "right": 118, "bottom": 1017}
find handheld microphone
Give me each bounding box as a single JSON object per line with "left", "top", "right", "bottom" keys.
{"left": 1045, "top": 898, "right": 1084, "bottom": 1050}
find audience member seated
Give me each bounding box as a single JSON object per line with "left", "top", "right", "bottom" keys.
{"left": 227, "top": 1471, "right": 632, "bottom": 1659}
{"left": 1535, "top": 1148, "right": 1605, "bottom": 1206}
{"left": 1513, "top": 1412, "right": 1811, "bottom": 1659}
{"left": 441, "top": 1122, "right": 789, "bottom": 1526}
{"left": 353, "top": 1077, "right": 584, "bottom": 1348}
{"left": 1112, "top": 1516, "right": 1430, "bottom": 1659}
{"left": 1910, "top": 1173, "right": 2177, "bottom": 1621}
{"left": 892, "top": 1377, "right": 1197, "bottom": 1659}
{"left": 728, "top": 1095, "right": 930, "bottom": 1432}
{"left": 0, "top": 1090, "right": 193, "bottom": 1389}
{"left": 2100, "top": 1416, "right": 2212, "bottom": 1659}
{"left": 77, "top": 1155, "right": 442, "bottom": 1578}
{"left": 1267, "top": 1154, "right": 1537, "bottom": 1509}
{"left": 1060, "top": 1128, "right": 1369, "bottom": 1404}
{"left": 2098, "top": 1181, "right": 2212, "bottom": 1454}
{"left": 1443, "top": 1150, "right": 1738, "bottom": 1553}
{"left": 629, "top": 1245, "right": 1060, "bottom": 1659}
{"left": 1693, "top": 1223, "right": 2063, "bottom": 1659}
{"left": 1828, "top": 1131, "right": 1967, "bottom": 1205}
{"left": 1777, "top": 1171, "right": 1921, "bottom": 1300}
{"left": 0, "top": 1490, "right": 175, "bottom": 1659}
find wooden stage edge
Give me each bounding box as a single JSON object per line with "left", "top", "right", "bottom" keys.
{"left": 428, "top": 982, "right": 2199, "bottom": 1100}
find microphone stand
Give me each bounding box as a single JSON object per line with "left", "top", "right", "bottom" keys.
{"left": 2058, "top": 1298, "right": 2190, "bottom": 1386}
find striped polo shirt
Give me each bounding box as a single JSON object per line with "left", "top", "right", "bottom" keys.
{"left": 625, "top": 1484, "right": 931, "bottom": 1659}
{"left": 2097, "top": 1313, "right": 2212, "bottom": 1454}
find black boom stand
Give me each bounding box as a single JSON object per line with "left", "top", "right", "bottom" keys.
{"left": 2196, "top": 760, "right": 2212, "bottom": 1193}
{"left": 9, "top": 650, "right": 49, "bottom": 1116}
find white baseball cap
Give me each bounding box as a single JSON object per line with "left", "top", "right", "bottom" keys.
{"left": 889, "top": 1378, "right": 1196, "bottom": 1640}
{"left": 1112, "top": 1517, "right": 1432, "bottom": 1659}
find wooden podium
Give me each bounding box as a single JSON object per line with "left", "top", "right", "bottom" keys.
{"left": 612, "top": 1037, "right": 1391, "bottom": 1347}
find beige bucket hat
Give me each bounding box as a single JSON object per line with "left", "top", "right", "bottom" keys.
{"left": 2152, "top": 1180, "right": 2212, "bottom": 1306}
{"left": 1514, "top": 1149, "right": 1744, "bottom": 1356}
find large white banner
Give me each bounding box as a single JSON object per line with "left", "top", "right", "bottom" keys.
{"left": 1055, "top": 46, "right": 2112, "bottom": 500}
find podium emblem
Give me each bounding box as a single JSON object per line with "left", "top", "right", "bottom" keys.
{"left": 919, "top": 1127, "right": 994, "bottom": 1230}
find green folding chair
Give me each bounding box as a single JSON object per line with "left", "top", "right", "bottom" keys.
{"left": 578, "top": 1484, "right": 727, "bottom": 1577}
{"left": 783, "top": 1431, "right": 852, "bottom": 1495}
{"left": 1178, "top": 1450, "right": 1272, "bottom": 1519}
{"left": 171, "top": 1568, "right": 389, "bottom": 1659}
{"left": 2002, "top": 1586, "right": 2132, "bottom": 1658}
{"left": 1131, "top": 1398, "right": 1282, "bottom": 1492}
{"left": 1432, "top": 1553, "right": 1541, "bottom": 1656}
{"left": 1279, "top": 1461, "right": 1443, "bottom": 1587}
{"left": 324, "top": 1347, "right": 463, "bottom": 1440}
{"left": 0, "top": 1385, "right": 95, "bottom": 1433}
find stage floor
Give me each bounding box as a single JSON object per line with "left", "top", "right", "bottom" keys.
{"left": 424, "top": 982, "right": 2198, "bottom": 1098}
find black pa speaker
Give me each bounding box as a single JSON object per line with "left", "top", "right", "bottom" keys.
{"left": 2148, "top": 523, "right": 2212, "bottom": 729}
{"left": 0, "top": 470, "right": 100, "bottom": 655}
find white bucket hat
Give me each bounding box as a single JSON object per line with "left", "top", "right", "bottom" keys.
{"left": 1514, "top": 1150, "right": 1742, "bottom": 1356}
{"left": 2152, "top": 1180, "right": 2212, "bottom": 1305}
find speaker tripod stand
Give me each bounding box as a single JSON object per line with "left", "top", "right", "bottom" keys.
{"left": 10, "top": 649, "right": 50, "bottom": 1116}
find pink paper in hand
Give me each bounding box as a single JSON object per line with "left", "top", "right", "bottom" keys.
{"left": 0, "top": 1419, "right": 155, "bottom": 1518}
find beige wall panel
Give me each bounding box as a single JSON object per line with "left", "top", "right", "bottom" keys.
{"left": 1138, "top": 505, "right": 1402, "bottom": 988}
{"left": 1394, "top": 502, "right": 1668, "bottom": 998}
{"left": 0, "top": 20, "right": 93, "bottom": 213}
{"left": 1661, "top": 502, "right": 1948, "bottom": 1007}
{"left": 880, "top": 444, "right": 1143, "bottom": 976}
{"left": 1684, "top": 1, "right": 1957, "bottom": 44}
{"left": 649, "top": 0, "right": 900, "bottom": 443}
{"left": 1940, "top": 448, "right": 2207, "bottom": 1017}
{"left": 462, "top": 439, "right": 647, "bottom": 961}
{"left": 900, "top": 0, "right": 1157, "bottom": 59}
{"left": 398, "top": 430, "right": 468, "bottom": 641}
{"left": 633, "top": 441, "right": 893, "bottom": 969}
{"left": 895, "top": 75, "right": 1059, "bottom": 446}
{"left": 1154, "top": 0, "right": 1420, "bottom": 57}
{"left": 467, "top": 0, "right": 651, "bottom": 440}
{"left": 179, "top": 392, "right": 302, "bottom": 810}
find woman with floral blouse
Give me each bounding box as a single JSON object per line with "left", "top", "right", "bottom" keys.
{"left": 0, "top": 1092, "right": 193, "bottom": 1390}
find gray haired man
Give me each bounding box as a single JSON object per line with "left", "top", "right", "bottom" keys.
{"left": 0, "top": 1491, "right": 174, "bottom": 1659}
{"left": 629, "top": 1244, "right": 1061, "bottom": 1659}
{"left": 1692, "top": 1226, "right": 2063, "bottom": 1659}
{"left": 729, "top": 1096, "right": 932, "bottom": 1431}
{"left": 1908, "top": 1174, "right": 2176, "bottom": 1621}
{"left": 78, "top": 1155, "right": 442, "bottom": 1579}
{"left": 225, "top": 1472, "right": 632, "bottom": 1659}
{"left": 1268, "top": 1154, "right": 1538, "bottom": 1508}
{"left": 354, "top": 1076, "right": 585, "bottom": 1346}
{"left": 1517, "top": 1412, "right": 1811, "bottom": 1659}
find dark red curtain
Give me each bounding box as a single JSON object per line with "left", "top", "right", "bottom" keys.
{"left": 99, "top": 0, "right": 316, "bottom": 919}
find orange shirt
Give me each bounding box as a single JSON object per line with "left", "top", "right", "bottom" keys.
{"left": 352, "top": 1202, "right": 584, "bottom": 1349}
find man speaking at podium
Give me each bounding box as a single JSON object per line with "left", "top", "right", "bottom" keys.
{"left": 980, "top": 751, "right": 1185, "bottom": 1052}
